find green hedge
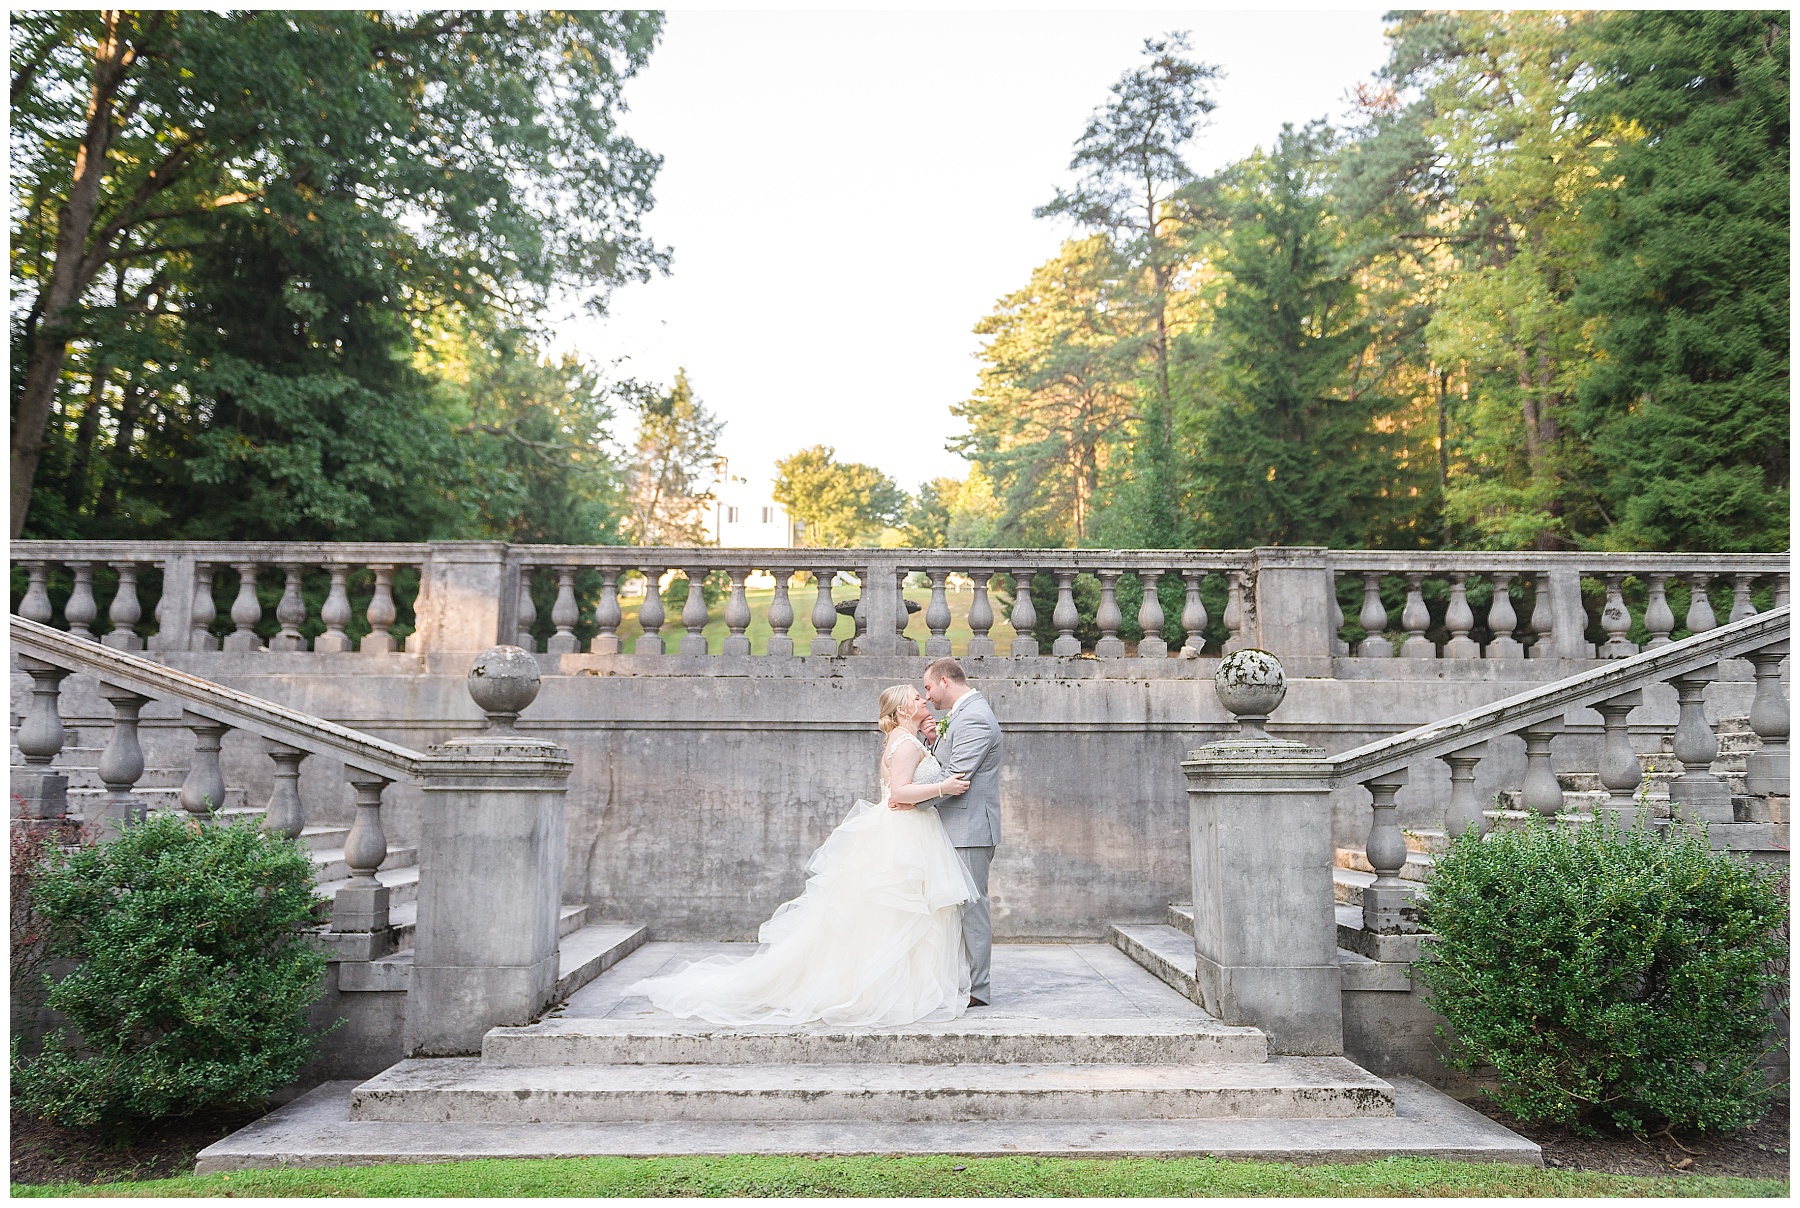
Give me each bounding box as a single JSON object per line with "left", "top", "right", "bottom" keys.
{"left": 1416, "top": 820, "right": 1787, "bottom": 1135}
{"left": 11, "top": 813, "right": 329, "bottom": 1129}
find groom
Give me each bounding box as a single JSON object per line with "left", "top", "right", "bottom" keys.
{"left": 922, "top": 657, "right": 1003, "bottom": 1008}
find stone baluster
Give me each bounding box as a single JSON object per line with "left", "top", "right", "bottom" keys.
{"left": 1642, "top": 574, "right": 1675, "bottom": 648}
{"left": 179, "top": 712, "right": 231, "bottom": 820}
{"left": 315, "top": 564, "right": 354, "bottom": 652}
{"left": 636, "top": 568, "right": 666, "bottom": 655}
{"left": 1744, "top": 641, "right": 1790, "bottom": 798}
{"left": 513, "top": 566, "right": 538, "bottom": 652}
{"left": 224, "top": 562, "right": 263, "bottom": 651}
{"left": 966, "top": 569, "right": 996, "bottom": 657}
{"left": 1729, "top": 572, "right": 1757, "bottom": 622}
{"left": 1328, "top": 576, "right": 1349, "bottom": 657}
{"left": 895, "top": 568, "right": 917, "bottom": 655}
{"left": 1221, "top": 571, "right": 1247, "bottom": 655}
{"left": 1093, "top": 570, "right": 1125, "bottom": 657}
{"left": 1443, "top": 573, "right": 1478, "bottom": 658}
{"left": 924, "top": 569, "right": 953, "bottom": 657}
{"left": 1775, "top": 576, "right": 1790, "bottom": 608}
{"left": 1362, "top": 771, "right": 1419, "bottom": 934}
{"left": 14, "top": 657, "right": 71, "bottom": 825}
{"left": 103, "top": 561, "right": 145, "bottom": 650}
{"left": 1484, "top": 573, "right": 1522, "bottom": 658}
{"left": 263, "top": 744, "right": 308, "bottom": 839}
{"left": 851, "top": 587, "right": 867, "bottom": 654}
{"left": 1441, "top": 743, "right": 1487, "bottom": 839}
{"left": 680, "top": 569, "right": 710, "bottom": 655}
{"left": 268, "top": 563, "right": 309, "bottom": 651}
{"left": 187, "top": 562, "right": 219, "bottom": 651}
{"left": 1594, "top": 690, "right": 1645, "bottom": 830}
{"left": 1050, "top": 570, "right": 1081, "bottom": 656}
{"left": 593, "top": 567, "right": 623, "bottom": 654}
{"left": 364, "top": 564, "right": 399, "bottom": 653}
{"left": 1137, "top": 571, "right": 1167, "bottom": 659}
{"left": 1399, "top": 572, "right": 1433, "bottom": 658}
{"left": 1514, "top": 718, "right": 1565, "bottom": 819}
{"left": 1009, "top": 568, "right": 1039, "bottom": 657}
{"left": 1667, "top": 665, "right": 1730, "bottom": 824}
{"left": 17, "top": 559, "right": 53, "bottom": 623}
{"left": 1357, "top": 572, "right": 1390, "bottom": 658}
{"left": 1525, "top": 571, "right": 1555, "bottom": 658}
{"left": 722, "top": 568, "right": 753, "bottom": 655}
{"left": 809, "top": 568, "right": 838, "bottom": 657}
{"left": 1180, "top": 571, "right": 1208, "bottom": 656}
{"left": 1683, "top": 573, "right": 1718, "bottom": 635}
{"left": 334, "top": 773, "right": 392, "bottom": 933}
{"left": 547, "top": 566, "right": 580, "bottom": 653}
{"left": 767, "top": 568, "right": 796, "bottom": 656}
{"left": 96, "top": 683, "right": 152, "bottom": 839}
{"left": 1597, "top": 574, "right": 1638, "bottom": 659}
{"left": 64, "top": 561, "right": 99, "bottom": 640}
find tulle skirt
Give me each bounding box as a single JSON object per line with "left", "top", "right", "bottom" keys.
{"left": 629, "top": 799, "right": 978, "bottom": 1026}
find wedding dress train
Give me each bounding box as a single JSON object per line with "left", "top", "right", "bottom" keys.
{"left": 629, "top": 734, "right": 977, "bottom": 1026}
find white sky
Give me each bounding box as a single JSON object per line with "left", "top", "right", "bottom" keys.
{"left": 550, "top": 7, "right": 1393, "bottom": 498}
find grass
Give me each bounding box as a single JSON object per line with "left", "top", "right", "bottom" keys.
{"left": 12, "top": 1153, "right": 1788, "bottom": 1198}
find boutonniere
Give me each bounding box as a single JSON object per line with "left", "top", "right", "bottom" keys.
{"left": 936, "top": 716, "right": 950, "bottom": 738}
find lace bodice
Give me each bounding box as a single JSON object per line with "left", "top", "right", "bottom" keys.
{"left": 881, "top": 731, "right": 947, "bottom": 803}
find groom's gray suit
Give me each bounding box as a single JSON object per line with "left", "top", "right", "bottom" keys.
{"left": 932, "top": 689, "right": 1003, "bottom": 1004}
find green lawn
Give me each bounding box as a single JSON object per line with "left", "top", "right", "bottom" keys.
{"left": 12, "top": 1153, "right": 1786, "bottom": 1198}
{"left": 620, "top": 581, "right": 1006, "bottom": 657}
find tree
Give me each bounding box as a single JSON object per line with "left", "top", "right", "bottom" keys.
{"left": 1181, "top": 122, "right": 1416, "bottom": 548}
{"left": 622, "top": 369, "right": 723, "bottom": 546}
{"left": 1037, "top": 32, "right": 1220, "bottom": 547}
{"left": 10, "top": 9, "right": 668, "bottom": 537}
{"left": 952, "top": 237, "right": 1143, "bottom": 545}
{"left": 773, "top": 445, "right": 906, "bottom": 548}
{"left": 1573, "top": 10, "right": 1789, "bottom": 551}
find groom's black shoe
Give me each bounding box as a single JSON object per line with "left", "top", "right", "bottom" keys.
{"left": 968, "top": 996, "right": 987, "bottom": 1008}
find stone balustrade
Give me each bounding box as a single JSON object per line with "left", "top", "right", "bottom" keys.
{"left": 10, "top": 615, "right": 575, "bottom": 1054}
{"left": 1324, "top": 551, "right": 1787, "bottom": 663}
{"left": 14, "top": 542, "right": 1786, "bottom": 671}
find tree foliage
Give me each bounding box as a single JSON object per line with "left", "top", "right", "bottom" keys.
{"left": 621, "top": 369, "right": 723, "bottom": 546}
{"left": 11, "top": 9, "right": 668, "bottom": 543}
{"left": 773, "top": 445, "right": 906, "bottom": 549}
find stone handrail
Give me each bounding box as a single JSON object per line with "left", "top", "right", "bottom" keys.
{"left": 1327, "top": 606, "right": 1791, "bottom": 785}
{"left": 10, "top": 615, "right": 426, "bottom": 778}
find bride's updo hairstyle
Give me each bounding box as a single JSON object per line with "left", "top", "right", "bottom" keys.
{"left": 877, "top": 684, "right": 916, "bottom": 734}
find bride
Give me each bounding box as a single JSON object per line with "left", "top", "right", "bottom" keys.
{"left": 629, "top": 684, "right": 979, "bottom": 1026}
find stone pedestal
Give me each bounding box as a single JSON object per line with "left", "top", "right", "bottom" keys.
{"left": 405, "top": 734, "right": 574, "bottom": 1056}
{"left": 1250, "top": 548, "right": 1336, "bottom": 677}
{"left": 1182, "top": 736, "right": 1342, "bottom": 1056}
{"left": 410, "top": 542, "right": 507, "bottom": 654}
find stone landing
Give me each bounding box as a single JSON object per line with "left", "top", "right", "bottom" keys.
{"left": 198, "top": 942, "right": 1538, "bottom": 1170}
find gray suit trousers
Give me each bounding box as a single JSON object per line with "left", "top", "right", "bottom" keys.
{"left": 957, "top": 845, "right": 993, "bottom": 1002}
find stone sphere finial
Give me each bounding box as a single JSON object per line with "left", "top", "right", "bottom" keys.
{"left": 1214, "top": 649, "right": 1286, "bottom": 740}
{"left": 467, "top": 645, "right": 540, "bottom": 734}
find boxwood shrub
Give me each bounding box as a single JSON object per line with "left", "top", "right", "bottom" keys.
{"left": 1415, "top": 819, "right": 1787, "bottom": 1135}
{"left": 11, "top": 812, "right": 329, "bottom": 1129}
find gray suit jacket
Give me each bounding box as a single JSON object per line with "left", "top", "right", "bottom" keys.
{"left": 932, "top": 690, "right": 1003, "bottom": 849}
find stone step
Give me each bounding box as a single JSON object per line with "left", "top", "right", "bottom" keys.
{"left": 66, "top": 785, "right": 247, "bottom": 810}
{"left": 1484, "top": 810, "right": 1595, "bottom": 835}
{"left": 311, "top": 845, "right": 418, "bottom": 885}
{"left": 1335, "top": 847, "right": 1433, "bottom": 883}
{"left": 1404, "top": 829, "right": 1450, "bottom": 856}
{"left": 483, "top": 1014, "right": 1268, "bottom": 1068}
{"left": 335, "top": 918, "right": 640, "bottom": 995}
{"left": 348, "top": 1055, "right": 1395, "bottom": 1125}
{"left": 1109, "top": 923, "right": 1197, "bottom": 1000}
{"left": 314, "top": 864, "right": 420, "bottom": 910}
{"left": 196, "top": 1077, "right": 1541, "bottom": 1171}
{"left": 1167, "top": 903, "right": 1195, "bottom": 936}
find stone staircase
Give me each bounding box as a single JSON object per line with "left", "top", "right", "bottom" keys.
{"left": 195, "top": 940, "right": 1539, "bottom": 1169}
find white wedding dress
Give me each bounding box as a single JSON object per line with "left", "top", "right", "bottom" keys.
{"left": 629, "top": 732, "right": 978, "bottom": 1026}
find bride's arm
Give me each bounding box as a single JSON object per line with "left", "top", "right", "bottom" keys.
{"left": 886, "top": 741, "right": 968, "bottom": 807}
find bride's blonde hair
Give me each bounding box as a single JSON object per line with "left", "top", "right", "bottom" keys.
{"left": 877, "top": 684, "right": 917, "bottom": 734}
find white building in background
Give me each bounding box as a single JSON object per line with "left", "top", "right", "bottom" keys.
{"left": 708, "top": 473, "right": 796, "bottom": 548}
